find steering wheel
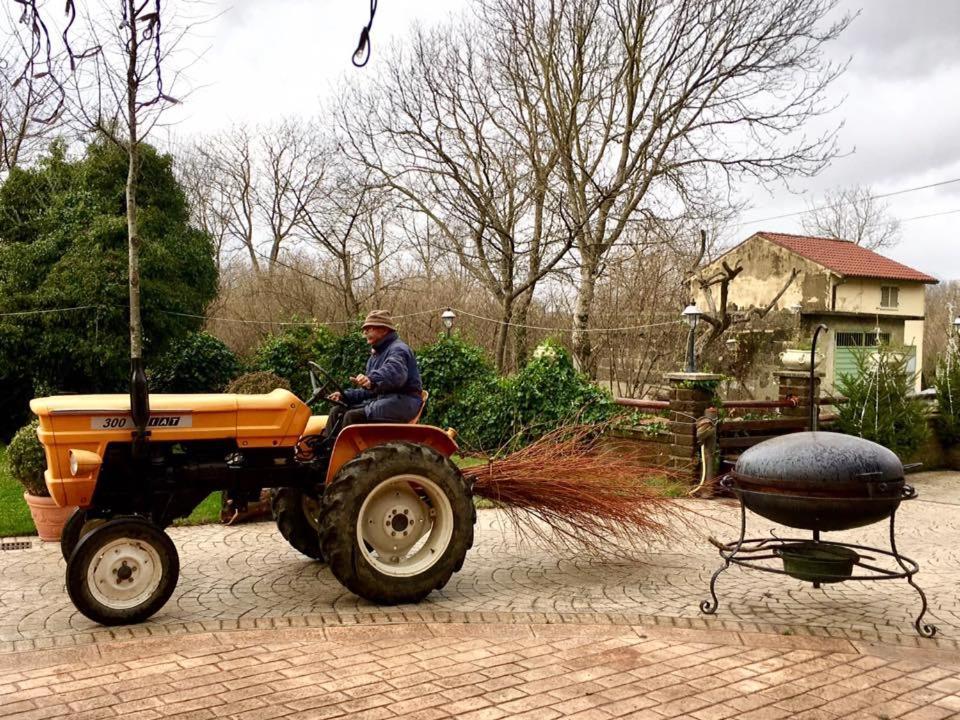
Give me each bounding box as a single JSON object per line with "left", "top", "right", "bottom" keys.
{"left": 306, "top": 361, "right": 347, "bottom": 407}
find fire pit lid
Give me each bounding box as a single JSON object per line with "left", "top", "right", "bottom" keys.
{"left": 734, "top": 431, "right": 903, "bottom": 486}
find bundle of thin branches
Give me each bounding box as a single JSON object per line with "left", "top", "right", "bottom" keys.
{"left": 462, "top": 423, "right": 688, "bottom": 557}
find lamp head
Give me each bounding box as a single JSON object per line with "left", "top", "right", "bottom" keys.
{"left": 681, "top": 304, "right": 702, "bottom": 329}
{"left": 441, "top": 308, "right": 457, "bottom": 331}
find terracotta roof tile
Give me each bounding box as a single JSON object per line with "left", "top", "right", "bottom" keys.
{"left": 756, "top": 231, "right": 938, "bottom": 284}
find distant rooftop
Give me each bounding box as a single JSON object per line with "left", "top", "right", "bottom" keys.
{"left": 756, "top": 231, "right": 938, "bottom": 284}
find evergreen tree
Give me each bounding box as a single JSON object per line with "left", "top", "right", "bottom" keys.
{"left": 0, "top": 138, "right": 218, "bottom": 431}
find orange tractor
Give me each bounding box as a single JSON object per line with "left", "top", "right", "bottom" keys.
{"left": 30, "top": 362, "right": 475, "bottom": 626}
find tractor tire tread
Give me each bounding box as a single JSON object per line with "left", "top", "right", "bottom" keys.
{"left": 318, "top": 442, "right": 474, "bottom": 605}
{"left": 274, "top": 488, "right": 325, "bottom": 561}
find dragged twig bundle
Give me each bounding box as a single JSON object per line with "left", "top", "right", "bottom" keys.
{"left": 463, "top": 424, "right": 685, "bottom": 556}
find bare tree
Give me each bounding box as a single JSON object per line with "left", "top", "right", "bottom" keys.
{"left": 484, "top": 0, "right": 849, "bottom": 375}
{"left": 801, "top": 185, "right": 901, "bottom": 250}
{"left": 261, "top": 119, "right": 327, "bottom": 267}
{"left": 193, "top": 127, "right": 259, "bottom": 269}
{"left": 696, "top": 259, "right": 800, "bottom": 350}
{"left": 188, "top": 120, "right": 329, "bottom": 272}
{"left": 0, "top": 6, "right": 67, "bottom": 174}
{"left": 339, "top": 20, "right": 572, "bottom": 371}
{"left": 175, "top": 144, "right": 229, "bottom": 268}
{"left": 295, "top": 169, "right": 368, "bottom": 317}
{"left": 924, "top": 281, "right": 960, "bottom": 383}
{"left": 59, "top": 0, "right": 200, "bottom": 445}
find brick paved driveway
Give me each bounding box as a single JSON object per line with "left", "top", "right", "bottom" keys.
{"left": 2, "top": 622, "right": 959, "bottom": 720}
{"left": 1, "top": 472, "right": 959, "bottom": 718}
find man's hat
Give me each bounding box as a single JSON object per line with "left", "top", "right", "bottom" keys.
{"left": 361, "top": 309, "right": 397, "bottom": 332}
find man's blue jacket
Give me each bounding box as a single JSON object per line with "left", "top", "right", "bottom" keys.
{"left": 342, "top": 331, "right": 423, "bottom": 422}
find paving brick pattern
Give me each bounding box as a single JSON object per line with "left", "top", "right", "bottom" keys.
{"left": 1, "top": 622, "right": 959, "bottom": 720}
{"left": 2, "top": 474, "right": 960, "bottom": 653}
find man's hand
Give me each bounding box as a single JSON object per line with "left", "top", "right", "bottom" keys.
{"left": 352, "top": 374, "right": 373, "bottom": 389}
{"left": 327, "top": 391, "right": 342, "bottom": 403}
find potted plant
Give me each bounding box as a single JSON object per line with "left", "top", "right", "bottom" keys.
{"left": 779, "top": 339, "right": 823, "bottom": 371}
{"left": 8, "top": 419, "right": 76, "bottom": 541}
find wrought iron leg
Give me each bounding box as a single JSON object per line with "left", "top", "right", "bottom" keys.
{"left": 701, "top": 497, "right": 747, "bottom": 615}
{"left": 888, "top": 510, "right": 938, "bottom": 638}
{"left": 700, "top": 564, "right": 726, "bottom": 614}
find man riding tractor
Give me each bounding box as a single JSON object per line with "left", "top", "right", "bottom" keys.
{"left": 32, "top": 309, "right": 474, "bottom": 626}
{"left": 326, "top": 310, "right": 425, "bottom": 430}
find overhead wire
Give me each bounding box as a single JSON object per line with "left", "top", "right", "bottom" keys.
{"left": 734, "top": 176, "right": 960, "bottom": 227}
{"left": 0, "top": 303, "right": 682, "bottom": 334}
{"left": 0, "top": 304, "right": 101, "bottom": 318}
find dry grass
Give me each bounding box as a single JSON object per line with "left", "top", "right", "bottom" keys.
{"left": 463, "top": 424, "right": 688, "bottom": 557}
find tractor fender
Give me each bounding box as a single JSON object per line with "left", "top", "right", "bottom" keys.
{"left": 325, "top": 424, "right": 459, "bottom": 485}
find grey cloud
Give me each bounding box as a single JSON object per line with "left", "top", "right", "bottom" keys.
{"left": 836, "top": 0, "right": 960, "bottom": 78}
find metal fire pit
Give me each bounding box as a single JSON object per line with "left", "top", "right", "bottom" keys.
{"left": 699, "top": 325, "right": 936, "bottom": 638}
{"left": 699, "top": 444, "right": 935, "bottom": 638}
{"left": 730, "top": 431, "right": 907, "bottom": 531}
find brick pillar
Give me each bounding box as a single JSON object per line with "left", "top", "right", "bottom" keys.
{"left": 664, "top": 372, "right": 723, "bottom": 479}
{"left": 777, "top": 370, "right": 823, "bottom": 430}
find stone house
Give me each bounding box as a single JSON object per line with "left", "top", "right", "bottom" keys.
{"left": 693, "top": 231, "right": 938, "bottom": 394}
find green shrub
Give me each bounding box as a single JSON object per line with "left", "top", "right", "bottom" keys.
{"left": 226, "top": 371, "right": 292, "bottom": 395}
{"left": 319, "top": 325, "right": 369, "bottom": 388}
{"left": 8, "top": 419, "right": 47, "bottom": 496}
{"left": 150, "top": 332, "right": 241, "bottom": 393}
{"left": 418, "top": 334, "right": 496, "bottom": 428}
{"left": 835, "top": 346, "right": 929, "bottom": 457}
{"left": 447, "top": 339, "right": 617, "bottom": 452}
{"left": 253, "top": 324, "right": 325, "bottom": 399}
{"left": 444, "top": 374, "right": 515, "bottom": 451}
{"left": 0, "top": 139, "right": 218, "bottom": 396}
{"left": 934, "top": 348, "right": 960, "bottom": 446}
{"left": 253, "top": 321, "right": 369, "bottom": 401}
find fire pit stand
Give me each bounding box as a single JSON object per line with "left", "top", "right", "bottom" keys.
{"left": 700, "top": 476, "right": 937, "bottom": 638}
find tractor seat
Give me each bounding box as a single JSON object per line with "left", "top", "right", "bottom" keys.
{"left": 409, "top": 391, "right": 429, "bottom": 424}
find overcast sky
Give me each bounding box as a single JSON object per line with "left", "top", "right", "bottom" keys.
{"left": 165, "top": 0, "right": 960, "bottom": 282}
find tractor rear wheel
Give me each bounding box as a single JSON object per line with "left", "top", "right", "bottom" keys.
{"left": 318, "top": 442, "right": 475, "bottom": 605}
{"left": 66, "top": 518, "right": 179, "bottom": 626}
{"left": 273, "top": 488, "right": 325, "bottom": 561}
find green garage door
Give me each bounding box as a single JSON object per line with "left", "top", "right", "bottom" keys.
{"left": 834, "top": 331, "right": 916, "bottom": 383}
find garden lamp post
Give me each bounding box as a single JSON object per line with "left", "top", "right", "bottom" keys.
{"left": 441, "top": 308, "right": 457, "bottom": 338}
{"left": 682, "top": 304, "right": 702, "bottom": 373}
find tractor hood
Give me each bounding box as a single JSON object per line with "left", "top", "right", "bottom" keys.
{"left": 30, "top": 389, "right": 311, "bottom": 508}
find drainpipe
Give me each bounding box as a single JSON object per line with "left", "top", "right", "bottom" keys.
{"left": 810, "top": 324, "right": 829, "bottom": 431}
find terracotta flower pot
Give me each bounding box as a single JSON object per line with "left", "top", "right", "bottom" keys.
{"left": 23, "top": 492, "right": 77, "bottom": 542}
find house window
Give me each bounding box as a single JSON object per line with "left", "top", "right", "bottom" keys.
{"left": 836, "top": 331, "right": 891, "bottom": 347}
{"left": 880, "top": 286, "right": 899, "bottom": 308}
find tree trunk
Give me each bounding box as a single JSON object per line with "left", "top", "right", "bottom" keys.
{"left": 342, "top": 252, "right": 360, "bottom": 317}
{"left": 512, "top": 287, "right": 534, "bottom": 368}
{"left": 572, "top": 257, "right": 599, "bottom": 377}
{"left": 494, "top": 296, "right": 513, "bottom": 373}
{"left": 125, "top": 0, "right": 149, "bottom": 452}
{"left": 126, "top": 1, "right": 142, "bottom": 363}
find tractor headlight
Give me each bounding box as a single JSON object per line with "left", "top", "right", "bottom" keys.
{"left": 68, "top": 449, "right": 102, "bottom": 477}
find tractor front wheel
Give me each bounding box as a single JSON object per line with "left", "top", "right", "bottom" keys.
{"left": 318, "top": 442, "right": 475, "bottom": 605}
{"left": 273, "top": 488, "right": 325, "bottom": 561}
{"left": 66, "top": 518, "right": 179, "bottom": 626}
{"left": 60, "top": 510, "right": 108, "bottom": 561}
